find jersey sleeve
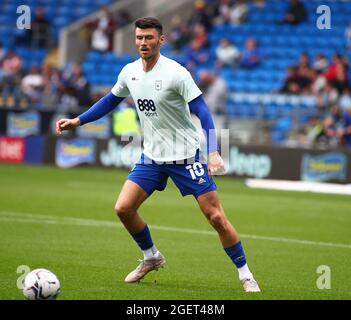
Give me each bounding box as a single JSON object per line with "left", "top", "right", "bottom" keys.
{"left": 175, "top": 67, "right": 202, "bottom": 103}
{"left": 111, "top": 66, "right": 130, "bottom": 97}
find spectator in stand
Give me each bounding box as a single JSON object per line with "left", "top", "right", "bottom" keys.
{"left": 188, "top": 0, "right": 212, "bottom": 31}
{"left": 213, "top": 0, "right": 233, "bottom": 25}
{"left": 316, "top": 81, "right": 339, "bottom": 112}
{"left": 296, "top": 52, "right": 310, "bottom": 71}
{"left": 198, "top": 70, "right": 228, "bottom": 114}
{"left": 313, "top": 53, "right": 329, "bottom": 72}
{"left": 42, "top": 65, "right": 62, "bottom": 109}
{"left": 281, "top": 0, "right": 307, "bottom": 25}
{"left": 0, "top": 43, "right": 6, "bottom": 104}
{"left": 322, "top": 104, "right": 351, "bottom": 148}
{"left": 280, "top": 66, "right": 301, "bottom": 94}
{"left": 215, "top": 38, "right": 240, "bottom": 68}
{"left": 0, "top": 43, "right": 8, "bottom": 83}
{"left": 295, "top": 65, "right": 312, "bottom": 94}
{"left": 192, "top": 23, "right": 209, "bottom": 48}
{"left": 1, "top": 50, "right": 22, "bottom": 76}
{"left": 89, "top": 6, "right": 117, "bottom": 52}
{"left": 338, "top": 107, "right": 351, "bottom": 148}
{"left": 0, "top": 50, "right": 23, "bottom": 107}
{"left": 339, "top": 88, "right": 351, "bottom": 111}
{"left": 30, "top": 7, "right": 52, "bottom": 48}
{"left": 304, "top": 116, "right": 323, "bottom": 147}
{"left": 0, "top": 42, "right": 6, "bottom": 65}
{"left": 331, "top": 63, "right": 349, "bottom": 94}
{"left": 60, "top": 62, "right": 91, "bottom": 108}
{"left": 322, "top": 104, "right": 342, "bottom": 146}
{"left": 168, "top": 16, "right": 191, "bottom": 52}
{"left": 73, "top": 69, "right": 91, "bottom": 108}
{"left": 345, "top": 22, "right": 351, "bottom": 51}
{"left": 61, "top": 62, "right": 81, "bottom": 87}
{"left": 281, "top": 64, "right": 324, "bottom": 95}
{"left": 13, "top": 7, "right": 51, "bottom": 48}
{"left": 229, "top": 0, "right": 249, "bottom": 26}
{"left": 213, "top": 0, "right": 249, "bottom": 26}
{"left": 184, "top": 39, "right": 210, "bottom": 71}
{"left": 324, "top": 53, "right": 348, "bottom": 83}
{"left": 43, "top": 65, "right": 62, "bottom": 92}
{"left": 239, "top": 37, "right": 261, "bottom": 68}
{"left": 21, "top": 65, "right": 44, "bottom": 107}
{"left": 116, "top": 9, "right": 132, "bottom": 28}
{"left": 58, "top": 86, "right": 79, "bottom": 112}
{"left": 310, "top": 69, "right": 326, "bottom": 95}
{"left": 281, "top": 53, "right": 314, "bottom": 94}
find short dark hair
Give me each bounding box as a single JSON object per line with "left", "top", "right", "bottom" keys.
{"left": 135, "top": 17, "right": 163, "bottom": 35}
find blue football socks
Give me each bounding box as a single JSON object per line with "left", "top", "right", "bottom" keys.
{"left": 224, "top": 241, "right": 247, "bottom": 268}
{"left": 224, "top": 241, "right": 253, "bottom": 280}
{"left": 131, "top": 225, "right": 154, "bottom": 250}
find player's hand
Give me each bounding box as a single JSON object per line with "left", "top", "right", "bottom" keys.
{"left": 208, "top": 151, "right": 226, "bottom": 176}
{"left": 55, "top": 117, "right": 80, "bottom": 135}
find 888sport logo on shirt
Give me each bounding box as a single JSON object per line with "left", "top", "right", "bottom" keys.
{"left": 137, "top": 99, "right": 158, "bottom": 117}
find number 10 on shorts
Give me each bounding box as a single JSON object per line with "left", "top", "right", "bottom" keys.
{"left": 185, "top": 163, "right": 205, "bottom": 180}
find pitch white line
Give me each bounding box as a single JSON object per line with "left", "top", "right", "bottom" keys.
{"left": 246, "top": 179, "right": 351, "bottom": 195}
{"left": 1, "top": 211, "right": 351, "bottom": 250}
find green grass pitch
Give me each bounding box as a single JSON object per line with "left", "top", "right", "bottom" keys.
{"left": 0, "top": 163, "right": 350, "bottom": 300}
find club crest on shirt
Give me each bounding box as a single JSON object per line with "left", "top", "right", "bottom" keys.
{"left": 155, "top": 80, "right": 162, "bottom": 91}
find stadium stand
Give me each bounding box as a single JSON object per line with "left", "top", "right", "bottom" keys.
{"left": 1, "top": 0, "right": 351, "bottom": 147}
{"left": 81, "top": 0, "right": 351, "bottom": 146}
{"left": 0, "top": 0, "right": 115, "bottom": 68}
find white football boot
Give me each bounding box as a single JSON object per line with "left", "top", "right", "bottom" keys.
{"left": 241, "top": 278, "right": 261, "bottom": 292}
{"left": 125, "top": 253, "right": 166, "bottom": 283}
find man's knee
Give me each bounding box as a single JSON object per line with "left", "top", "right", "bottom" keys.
{"left": 115, "top": 202, "right": 135, "bottom": 219}
{"left": 204, "top": 206, "right": 227, "bottom": 230}
{"left": 209, "top": 212, "right": 226, "bottom": 229}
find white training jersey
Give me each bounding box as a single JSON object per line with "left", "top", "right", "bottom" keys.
{"left": 111, "top": 54, "right": 202, "bottom": 162}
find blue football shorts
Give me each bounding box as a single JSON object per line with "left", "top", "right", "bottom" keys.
{"left": 127, "top": 149, "right": 217, "bottom": 198}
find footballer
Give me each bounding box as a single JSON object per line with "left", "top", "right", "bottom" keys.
{"left": 56, "top": 17, "right": 260, "bottom": 292}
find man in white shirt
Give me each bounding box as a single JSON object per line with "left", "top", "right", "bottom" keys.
{"left": 215, "top": 38, "right": 240, "bottom": 68}
{"left": 56, "top": 17, "right": 260, "bottom": 293}
{"left": 21, "top": 65, "right": 44, "bottom": 102}
{"left": 199, "top": 70, "right": 228, "bottom": 114}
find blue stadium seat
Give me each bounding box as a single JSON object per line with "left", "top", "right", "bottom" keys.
{"left": 53, "top": 16, "right": 71, "bottom": 28}
{"left": 82, "top": 62, "right": 95, "bottom": 74}
{"left": 100, "top": 63, "right": 114, "bottom": 73}
{"left": 57, "top": 6, "right": 75, "bottom": 19}
{"left": 76, "top": 0, "right": 95, "bottom": 5}
{"left": 86, "top": 51, "right": 103, "bottom": 62}
{"left": 59, "top": 0, "right": 74, "bottom": 6}
{"left": 74, "top": 7, "right": 93, "bottom": 18}
{"left": 271, "top": 117, "right": 292, "bottom": 144}
{"left": 96, "top": 0, "right": 113, "bottom": 5}
{"left": 2, "top": 3, "right": 17, "bottom": 13}
{"left": 0, "top": 14, "right": 14, "bottom": 25}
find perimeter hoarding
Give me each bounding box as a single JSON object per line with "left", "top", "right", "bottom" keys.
{"left": 44, "top": 138, "right": 351, "bottom": 183}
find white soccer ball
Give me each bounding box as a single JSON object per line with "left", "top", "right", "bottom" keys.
{"left": 22, "top": 268, "right": 60, "bottom": 300}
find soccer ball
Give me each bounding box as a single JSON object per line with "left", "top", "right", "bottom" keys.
{"left": 22, "top": 268, "right": 60, "bottom": 300}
